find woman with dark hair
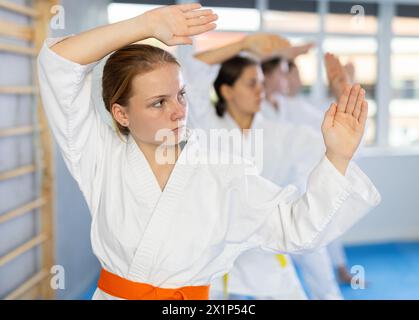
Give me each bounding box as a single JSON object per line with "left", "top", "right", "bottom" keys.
{"left": 37, "top": 4, "right": 379, "bottom": 300}
{"left": 183, "top": 35, "right": 368, "bottom": 300}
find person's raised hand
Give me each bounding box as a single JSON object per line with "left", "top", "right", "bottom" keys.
{"left": 242, "top": 33, "right": 291, "bottom": 59}
{"left": 344, "top": 61, "right": 355, "bottom": 84}
{"left": 325, "top": 52, "right": 350, "bottom": 100}
{"left": 321, "top": 84, "right": 368, "bottom": 174}
{"left": 142, "top": 3, "right": 218, "bottom": 46}
{"left": 277, "top": 42, "right": 315, "bottom": 60}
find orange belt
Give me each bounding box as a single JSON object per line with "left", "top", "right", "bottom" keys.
{"left": 97, "top": 268, "right": 210, "bottom": 300}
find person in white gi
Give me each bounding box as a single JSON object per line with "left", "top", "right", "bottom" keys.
{"left": 179, "top": 35, "right": 368, "bottom": 300}
{"left": 37, "top": 4, "right": 380, "bottom": 300}
{"left": 262, "top": 54, "right": 344, "bottom": 299}
{"left": 260, "top": 43, "right": 322, "bottom": 129}
{"left": 177, "top": 36, "right": 316, "bottom": 299}
{"left": 261, "top": 50, "right": 356, "bottom": 298}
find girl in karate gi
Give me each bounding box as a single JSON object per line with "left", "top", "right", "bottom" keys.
{"left": 37, "top": 4, "right": 380, "bottom": 300}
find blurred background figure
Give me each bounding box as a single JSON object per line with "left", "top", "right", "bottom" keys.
{"left": 261, "top": 44, "right": 346, "bottom": 300}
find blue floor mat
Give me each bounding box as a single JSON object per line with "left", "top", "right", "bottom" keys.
{"left": 79, "top": 241, "right": 419, "bottom": 300}
{"left": 339, "top": 241, "right": 419, "bottom": 300}
{"left": 78, "top": 274, "right": 99, "bottom": 300}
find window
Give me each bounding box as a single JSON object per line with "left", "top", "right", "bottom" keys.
{"left": 286, "top": 37, "right": 317, "bottom": 96}
{"left": 200, "top": 0, "right": 259, "bottom": 31}
{"left": 194, "top": 32, "right": 246, "bottom": 53}
{"left": 264, "top": 0, "right": 319, "bottom": 33}
{"left": 108, "top": 1, "right": 419, "bottom": 148}
{"left": 200, "top": 6, "right": 259, "bottom": 31}
{"left": 107, "top": 3, "right": 177, "bottom": 54}
{"left": 325, "top": 1, "right": 378, "bottom": 35}
{"left": 392, "top": 4, "right": 419, "bottom": 36}
{"left": 323, "top": 37, "right": 377, "bottom": 145}
{"left": 390, "top": 38, "right": 419, "bottom": 146}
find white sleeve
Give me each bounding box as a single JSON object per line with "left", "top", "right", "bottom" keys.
{"left": 37, "top": 36, "right": 113, "bottom": 199}
{"left": 178, "top": 48, "right": 221, "bottom": 128}
{"left": 227, "top": 156, "right": 381, "bottom": 254}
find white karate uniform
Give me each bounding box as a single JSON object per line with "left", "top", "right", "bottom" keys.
{"left": 260, "top": 94, "right": 323, "bottom": 133}
{"left": 178, "top": 56, "right": 360, "bottom": 300}
{"left": 38, "top": 36, "right": 381, "bottom": 300}
{"left": 271, "top": 95, "right": 362, "bottom": 289}
{"left": 188, "top": 110, "right": 322, "bottom": 300}
{"left": 262, "top": 94, "right": 345, "bottom": 299}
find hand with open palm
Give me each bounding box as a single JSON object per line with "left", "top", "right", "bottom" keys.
{"left": 242, "top": 33, "right": 291, "bottom": 59}
{"left": 142, "top": 3, "right": 218, "bottom": 46}
{"left": 322, "top": 84, "right": 368, "bottom": 175}
{"left": 277, "top": 42, "right": 315, "bottom": 60}
{"left": 325, "top": 52, "right": 351, "bottom": 100}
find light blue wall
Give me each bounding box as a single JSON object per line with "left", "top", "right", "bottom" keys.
{"left": 0, "top": 0, "right": 41, "bottom": 299}
{"left": 0, "top": 0, "right": 112, "bottom": 300}
{"left": 343, "top": 152, "right": 419, "bottom": 244}
{"left": 50, "top": 0, "right": 110, "bottom": 300}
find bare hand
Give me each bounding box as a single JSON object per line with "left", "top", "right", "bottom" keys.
{"left": 344, "top": 61, "right": 355, "bottom": 83}
{"left": 242, "top": 33, "right": 291, "bottom": 59}
{"left": 322, "top": 84, "right": 368, "bottom": 174}
{"left": 142, "top": 4, "right": 218, "bottom": 46}
{"left": 277, "top": 42, "right": 315, "bottom": 60}
{"left": 325, "top": 53, "right": 350, "bottom": 100}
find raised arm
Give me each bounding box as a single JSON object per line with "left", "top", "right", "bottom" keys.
{"left": 51, "top": 3, "right": 218, "bottom": 65}
{"left": 194, "top": 33, "right": 291, "bottom": 65}
{"left": 227, "top": 86, "right": 378, "bottom": 254}
{"left": 37, "top": 4, "right": 217, "bottom": 203}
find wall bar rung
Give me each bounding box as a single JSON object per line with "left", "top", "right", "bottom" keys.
{"left": 0, "top": 86, "right": 38, "bottom": 95}
{"left": 4, "top": 269, "right": 49, "bottom": 300}
{"left": 0, "top": 19, "right": 34, "bottom": 41}
{"left": 0, "top": 233, "right": 49, "bottom": 268}
{"left": 0, "top": 164, "right": 36, "bottom": 181}
{"left": 0, "top": 1, "right": 40, "bottom": 18}
{"left": 0, "top": 125, "right": 42, "bottom": 138}
{"left": 0, "top": 43, "right": 37, "bottom": 56}
{"left": 0, "top": 198, "right": 46, "bottom": 225}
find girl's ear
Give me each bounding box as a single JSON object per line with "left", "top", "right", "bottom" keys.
{"left": 111, "top": 103, "right": 129, "bottom": 127}
{"left": 220, "top": 84, "right": 232, "bottom": 103}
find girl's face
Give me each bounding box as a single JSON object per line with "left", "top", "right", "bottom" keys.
{"left": 224, "top": 65, "right": 265, "bottom": 116}
{"left": 114, "top": 63, "right": 188, "bottom": 146}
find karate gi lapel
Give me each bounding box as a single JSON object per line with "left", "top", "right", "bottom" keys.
{"left": 126, "top": 134, "right": 162, "bottom": 212}
{"left": 126, "top": 130, "right": 200, "bottom": 282}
